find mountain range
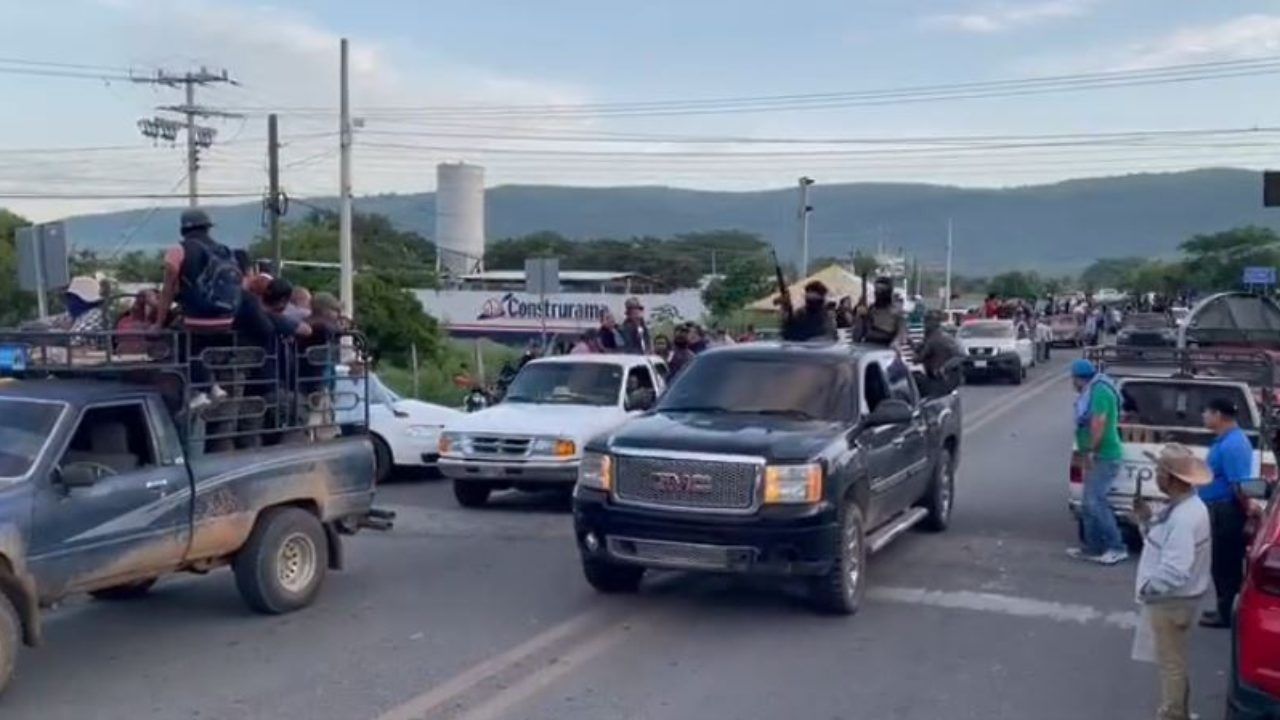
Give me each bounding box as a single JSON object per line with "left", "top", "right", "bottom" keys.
{"left": 51, "top": 168, "right": 1279, "bottom": 274}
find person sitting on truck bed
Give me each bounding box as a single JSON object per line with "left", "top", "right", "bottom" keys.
{"left": 49, "top": 276, "right": 108, "bottom": 347}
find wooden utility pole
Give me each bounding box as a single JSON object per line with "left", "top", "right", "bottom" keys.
{"left": 267, "top": 113, "right": 282, "bottom": 273}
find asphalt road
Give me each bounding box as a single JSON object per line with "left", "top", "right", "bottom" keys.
{"left": 1, "top": 352, "right": 1236, "bottom": 720}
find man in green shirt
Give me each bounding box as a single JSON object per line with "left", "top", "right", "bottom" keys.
{"left": 1068, "top": 358, "right": 1128, "bottom": 565}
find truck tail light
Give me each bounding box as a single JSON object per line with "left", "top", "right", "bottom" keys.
{"left": 1252, "top": 546, "right": 1280, "bottom": 596}
{"left": 1069, "top": 453, "right": 1084, "bottom": 485}
{"left": 1261, "top": 461, "right": 1278, "bottom": 483}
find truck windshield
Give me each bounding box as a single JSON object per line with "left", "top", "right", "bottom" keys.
{"left": 0, "top": 399, "right": 62, "bottom": 479}
{"left": 1119, "top": 381, "right": 1255, "bottom": 430}
{"left": 958, "top": 322, "right": 1014, "bottom": 339}
{"left": 505, "top": 362, "right": 623, "bottom": 406}
{"left": 658, "top": 355, "right": 847, "bottom": 421}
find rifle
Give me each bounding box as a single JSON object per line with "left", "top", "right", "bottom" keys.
{"left": 771, "top": 250, "right": 793, "bottom": 319}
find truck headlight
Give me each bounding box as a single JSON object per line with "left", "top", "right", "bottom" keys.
{"left": 764, "top": 463, "right": 823, "bottom": 504}
{"left": 532, "top": 437, "right": 577, "bottom": 458}
{"left": 438, "top": 432, "right": 463, "bottom": 455}
{"left": 405, "top": 424, "right": 442, "bottom": 438}
{"left": 578, "top": 452, "right": 613, "bottom": 491}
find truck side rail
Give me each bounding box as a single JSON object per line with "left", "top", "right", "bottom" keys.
{"left": 0, "top": 328, "right": 372, "bottom": 456}
{"left": 1085, "top": 345, "right": 1277, "bottom": 388}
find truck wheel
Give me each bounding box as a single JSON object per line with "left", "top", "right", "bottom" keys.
{"left": 233, "top": 507, "right": 329, "bottom": 615}
{"left": 1012, "top": 365, "right": 1025, "bottom": 385}
{"left": 920, "top": 448, "right": 955, "bottom": 532}
{"left": 372, "top": 435, "right": 393, "bottom": 485}
{"left": 0, "top": 593, "right": 17, "bottom": 695}
{"left": 581, "top": 558, "right": 643, "bottom": 594}
{"left": 90, "top": 578, "right": 156, "bottom": 601}
{"left": 810, "top": 500, "right": 867, "bottom": 615}
{"left": 453, "top": 480, "right": 492, "bottom": 508}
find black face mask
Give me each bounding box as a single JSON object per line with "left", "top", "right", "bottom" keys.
{"left": 874, "top": 289, "right": 892, "bottom": 305}
{"left": 805, "top": 297, "right": 825, "bottom": 312}
{"left": 674, "top": 337, "right": 689, "bottom": 349}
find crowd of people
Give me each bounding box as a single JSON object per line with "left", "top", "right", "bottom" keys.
{"left": 1069, "top": 358, "right": 1258, "bottom": 720}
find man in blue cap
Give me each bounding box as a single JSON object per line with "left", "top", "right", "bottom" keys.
{"left": 1069, "top": 358, "right": 1129, "bottom": 564}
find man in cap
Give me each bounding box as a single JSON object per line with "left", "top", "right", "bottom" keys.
{"left": 156, "top": 208, "right": 244, "bottom": 408}
{"left": 49, "top": 276, "right": 107, "bottom": 346}
{"left": 1068, "top": 358, "right": 1129, "bottom": 565}
{"left": 1198, "top": 397, "right": 1253, "bottom": 629}
{"left": 853, "top": 276, "right": 905, "bottom": 346}
{"left": 781, "top": 280, "right": 836, "bottom": 342}
{"left": 620, "top": 297, "right": 651, "bottom": 355}
{"left": 1133, "top": 444, "right": 1212, "bottom": 720}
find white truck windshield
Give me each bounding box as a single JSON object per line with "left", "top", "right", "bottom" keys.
{"left": 505, "top": 363, "right": 624, "bottom": 407}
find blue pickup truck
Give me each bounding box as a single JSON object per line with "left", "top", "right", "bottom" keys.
{"left": 0, "top": 330, "right": 384, "bottom": 694}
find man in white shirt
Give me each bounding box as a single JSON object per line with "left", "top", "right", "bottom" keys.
{"left": 1134, "top": 443, "right": 1213, "bottom": 720}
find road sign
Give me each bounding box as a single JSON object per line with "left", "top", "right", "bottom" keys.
{"left": 1243, "top": 266, "right": 1277, "bottom": 286}
{"left": 15, "top": 222, "right": 69, "bottom": 319}
{"left": 525, "top": 258, "right": 560, "bottom": 296}
{"left": 1266, "top": 171, "right": 1280, "bottom": 207}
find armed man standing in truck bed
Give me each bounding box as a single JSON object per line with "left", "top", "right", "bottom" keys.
{"left": 781, "top": 280, "right": 837, "bottom": 342}
{"left": 853, "top": 276, "right": 906, "bottom": 347}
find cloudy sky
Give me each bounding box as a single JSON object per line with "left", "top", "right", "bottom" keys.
{"left": 4, "top": 0, "right": 1280, "bottom": 221}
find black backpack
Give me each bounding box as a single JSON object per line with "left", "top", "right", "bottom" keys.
{"left": 182, "top": 236, "right": 243, "bottom": 317}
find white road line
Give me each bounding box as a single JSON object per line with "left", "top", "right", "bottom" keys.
{"left": 375, "top": 606, "right": 618, "bottom": 720}
{"left": 963, "top": 367, "right": 1065, "bottom": 435}
{"left": 868, "top": 586, "right": 1139, "bottom": 629}
{"left": 451, "top": 619, "right": 643, "bottom": 720}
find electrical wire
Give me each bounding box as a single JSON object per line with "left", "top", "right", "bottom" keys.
{"left": 218, "top": 56, "right": 1280, "bottom": 118}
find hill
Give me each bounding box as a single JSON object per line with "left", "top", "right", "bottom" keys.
{"left": 50, "top": 168, "right": 1277, "bottom": 274}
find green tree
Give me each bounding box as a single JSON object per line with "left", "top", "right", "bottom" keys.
{"left": 987, "top": 271, "right": 1043, "bottom": 299}
{"left": 354, "top": 274, "right": 442, "bottom": 365}
{"left": 1178, "top": 226, "right": 1280, "bottom": 292}
{"left": 851, "top": 250, "right": 878, "bottom": 280}
{"left": 701, "top": 254, "right": 774, "bottom": 319}
{"left": 0, "top": 209, "right": 35, "bottom": 326}
{"left": 1080, "top": 257, "right": 1146, "bottom": 293}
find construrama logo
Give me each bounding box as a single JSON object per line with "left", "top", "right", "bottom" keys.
{"left": 476, "top": 293, "right": 611, "bottom": 322}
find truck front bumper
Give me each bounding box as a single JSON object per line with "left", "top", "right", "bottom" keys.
{"left": 963, "top": 352, "right": 1021, "bottom": 377}
{"left": 573, "top": 488, "right": 841, "bottom": 576}
{"left": 439, "top": 457, "right": 579, "bottom": 486}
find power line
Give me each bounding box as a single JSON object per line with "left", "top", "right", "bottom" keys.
{"left": 219, "top": 56, "right": 1280, "bottom": 118}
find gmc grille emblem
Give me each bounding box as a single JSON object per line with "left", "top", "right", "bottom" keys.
{"left": 652, "top": 471, "right": 713, "bottom": 493}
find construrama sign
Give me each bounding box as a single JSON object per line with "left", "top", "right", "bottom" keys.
{"left": 414, "top": 288, "right": 706, "bottom": 337}
{"left": 478, "top": 293, "right": 610, "bottom": 322}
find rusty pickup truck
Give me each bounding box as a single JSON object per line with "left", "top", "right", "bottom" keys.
{"left": 0, "top": 331, "right": 384, "bottom": 694}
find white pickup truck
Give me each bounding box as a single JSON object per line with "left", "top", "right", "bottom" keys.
{"left": 1068, "top": 373, "right": 1277, "bottom": 548}
{"left": 439, "top": 354, "right": 667, "bottom": 507}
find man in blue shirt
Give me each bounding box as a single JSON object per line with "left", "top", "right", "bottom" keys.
{"left": 1199, "top": 397, "right": 1252, "bottom": 628}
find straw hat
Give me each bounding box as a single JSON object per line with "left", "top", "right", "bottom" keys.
{"left": 1142, "top": 443, "right": 1213, "bottom": 486}
{"left": 66, "top": 276, "right": 101, "bottom": 303}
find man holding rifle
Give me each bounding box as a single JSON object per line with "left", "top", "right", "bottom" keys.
{"left": 772, "top": 251, "right": 835, "bottom": 342}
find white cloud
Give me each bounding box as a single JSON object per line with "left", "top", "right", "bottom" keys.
{"left": 926, "top": 0, "right": 1096, "bottom": 34}
{"left": 1112, "top": 14, "right": 1280, "bottom": 69}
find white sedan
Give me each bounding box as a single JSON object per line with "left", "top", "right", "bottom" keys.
{"left": 335, "top": 372, "right": 463, "bottom": 481}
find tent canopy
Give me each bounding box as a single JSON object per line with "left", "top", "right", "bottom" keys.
{"left": 748, "top": 265, "right": 867, "bottom": 312}
{"left": 1181, "top": 292, "right": 1280, "bottom": 348}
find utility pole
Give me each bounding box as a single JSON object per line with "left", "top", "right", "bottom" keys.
{"left": 945, "top": 218, "right": 954, "bottom": 312}
{"left": 797, "top": 176, "right": 814, "bottom": 276}
{"left": 267, "top": 113, "right": 283, "bottom": 273}
{"left": 338, "top": 38, "right": 355, "bottom": 318}
{"left": 135, "top": 68, "right": 241, "bottom": 206}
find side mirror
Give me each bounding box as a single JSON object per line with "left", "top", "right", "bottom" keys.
{"left": 57, "top": 464, "right": 99, "bottom": 489}
{"left": 864, "top": 399, "right": 913, "bottom": 427}
{"left": 1240, "top": 479, "right": 1274, "bottom": 501}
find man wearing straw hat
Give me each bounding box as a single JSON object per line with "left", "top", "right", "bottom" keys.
{"left": 1133, "top": 443, "right": 1212, "bottom": 720}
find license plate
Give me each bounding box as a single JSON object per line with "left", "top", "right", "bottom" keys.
{"left": 973, "top": 360, "right": 987, "bottom": 369}
{"left": 476, "top": 465, "right": 504, "bottom": 478}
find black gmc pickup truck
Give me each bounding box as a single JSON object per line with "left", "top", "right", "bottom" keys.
{"left": 573, "top": 342, "right": 962, "bottom": 614}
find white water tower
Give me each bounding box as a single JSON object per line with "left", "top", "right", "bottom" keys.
{"left": 435, "top": 162, "right": 486, "bottom": 276}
